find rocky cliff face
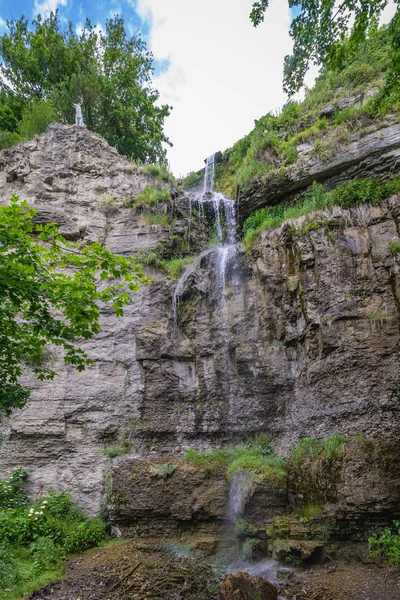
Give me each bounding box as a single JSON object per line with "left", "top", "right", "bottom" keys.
{"left": 239, "top": 118, "right": 400, "bottom": 222}
{"left": 0, "top": 124, "right": 399, "bottom": 538}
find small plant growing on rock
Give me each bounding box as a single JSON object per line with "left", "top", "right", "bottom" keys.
{"left": 149, "top": 463, "right": 177, "bottom": 479}
{"left": 389, "top": 238, "right": 400, "bottom": 255}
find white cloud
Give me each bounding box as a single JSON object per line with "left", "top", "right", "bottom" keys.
{"left": 136, "top": 0, "right": 293, "bottom": 176}
{"left": 0, "top": 16, "right": 6, "bottom": 28}
{"left": 33, "top": 0, "right": 68, "bottom": 17}
{"left": 380, "top": 0, "right": 397, "bottom": 24}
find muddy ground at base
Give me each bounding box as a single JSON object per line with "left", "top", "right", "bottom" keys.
{"left": 29, "top": 539, "right": 399, "bottom": 600}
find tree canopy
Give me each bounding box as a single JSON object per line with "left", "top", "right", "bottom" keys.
{"left": 0, "top": 198, "right": 149, "bottom": 417}
{"left": 0, "top": 12, "right": 171, "bottom": 163}
{"left": 250, "top": 0, "right": 400, "bottom": 98}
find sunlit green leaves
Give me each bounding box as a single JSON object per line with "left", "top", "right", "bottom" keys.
{"left": 0, "top": 12, "right": 171, "bottom": 163}
{"left": 0, "top": 197, "right": 149, "bottom": 416}
{"left": 250, "top": 0, "right": 399, "bottom": 97}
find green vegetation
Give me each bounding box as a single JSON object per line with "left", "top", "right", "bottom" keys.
{"left": 182, "top": 171, "right": 203, "bottom": 190}
{"left": 0, "top": 197, "right": 148, "bottom": 416}
{"left": 242, "top": 178, "right": 400, "bottom": 250}
{"left": 226, "top": 454, "right": 286, "bottom": 485}
{"left": 368, "top": 311, "right": 395, "bottom": 321}
{"left": 185, "top": 434, "right": 286, "bottom": 486}
{"left": 0, "top": 469, "right": 107, "bottom": 600}
{"left": 368, "top": 520, "right": 400, "bottom": 565}
{"left": 149, "top": 464, "right": 177, "bottom": 479}
{"left": 289, "top": 435, "right": 348, "bottom": 506}
{"left": 0, "top": 12, "right": 170, "bottom": 162}
{"left": 143, "top": 164, "right": 175, "bottom": 184}
{"left": 291, "top": 434, "right": 347, "bottom": 467}
{"left": 137, "top": 212, "right": 171, "bottom": 227}
{"left": 389, "top": 238, "right": 400, "bottom": 255}
{"left": 132, "top": 185, "right": 172, "bottom": 208}
{"left": 250, "top": 1, "right": 398, "bottom": 101}
{"left": 215, "top": 25, "right": 397, "bottom": 197}
{"left": 138, "top": 251, "right": 195, "bottom": 281}
{"left": 103, "top": 445, "right": 130, "bottom": 458}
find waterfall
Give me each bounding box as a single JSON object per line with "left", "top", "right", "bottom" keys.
{"left": 172, "top": 152, "right": 238, "bottom": 329}
{"left": 227, "top": 470, "right": 255, "bottom": 521}
{"left": 200, "top": 153, "right": 238, "bottom": 289}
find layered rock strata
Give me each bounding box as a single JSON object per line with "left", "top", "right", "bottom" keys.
{"left": 0, "top": 125, "right": 398, "bottom": 531}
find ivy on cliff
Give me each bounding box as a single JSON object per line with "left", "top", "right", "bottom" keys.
{"left": 0, "top": 197, "right": 149, "bottom": 417}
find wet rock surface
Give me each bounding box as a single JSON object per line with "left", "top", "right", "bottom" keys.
{"left": 0, "top": 125, "right": 398, "bottom": 534}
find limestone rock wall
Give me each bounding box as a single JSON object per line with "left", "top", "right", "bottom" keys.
{"left": 239, "top": 120, "right": 400, "bottom": 222}
{"left": 0, "top": 124, "right": 399, "bottom": 521}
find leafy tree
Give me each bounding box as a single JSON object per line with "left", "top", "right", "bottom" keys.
{"left": 250, "top": 0, "right": 400, "bottom": 97}
{"left": 0, "top": 197, "right": 149, "bottom": 417}
{"left": 0, "top": 12, "right": 171, "bottom": 163}
{"left": 18, "top": 99, "right": 57, "bottom": 140}
{"left": 0, "top": 105, "right": 18, "bottom": 132}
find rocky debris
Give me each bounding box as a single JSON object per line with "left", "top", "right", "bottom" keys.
{"left": 29, "top": 538, "right": 220, "bottom": 600}
{"left": 219, "top": 571, "right": 278, "bottom": 600}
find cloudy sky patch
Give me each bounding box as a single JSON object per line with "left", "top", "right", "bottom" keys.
{"left": 0, "top": 0, "right": 397, "bottom": 174}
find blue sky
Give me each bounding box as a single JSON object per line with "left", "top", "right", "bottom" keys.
{"left": 0, "top": 1, "right": 397, "bottom": 175}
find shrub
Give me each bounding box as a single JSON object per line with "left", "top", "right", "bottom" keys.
{"left": 163, "top": 256, "right": 195, "bottom": 280}
{"left": 0, "top": 474, "right": 108, "bottom": 599}
{"left": 368, "top": 521, "right": 400, "bottom": 565}
{"left": 0, "top": 130, "right": 21, "bottom": 150}
{"left": 243, "top": 177, "right": 400, "bottom": 249}
{"left": 291, "top": 438, "right": 321, "bottom": 466}
{"left": 144, "top": 163, "right": 175, "bottom": 184}
{"left": 18, "top": 100, "right": 57, "bottom": 141}
{"left": 322, "top": 434, "right": 347, "bottom": 458}
{"left": 291, "top": 434, "right": 347, "bottom": 467}
{"left": 185, "top": 435, "right": 286, "bottom": 485}
{"left": 103, "top": 445, "right": 129, "bottom": 458}
{"left": 389, "top": 238, "right": 400, "bottom": 255}
{"left": 182, "top": 170, "right": 203, "bottom": 189}
{"left": 227, "top": 455, "right": 286, "bottom": 486}
{"left": 133, "top": 185, "right": 172, "bottom": 208}
{"left": 137, "top": 212, "right": 171, "bottom": 227}
{"left": 137, "top": 251, "right": 195, "bottom": 281}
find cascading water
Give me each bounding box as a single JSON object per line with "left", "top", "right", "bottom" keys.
{"left": 200, "top": 153, "right": 238, "bottom": 290}
{"left": 171, "top": 159, "right": 284, "bottom": 585}
{"left": 227, "top": 470, "right": 255, "bottom": 521}
{"left": 172, "top": 152, "right": 239, "bottom": 329}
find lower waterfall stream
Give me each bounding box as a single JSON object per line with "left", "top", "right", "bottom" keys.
{"left": 171, "top": 154, "right": 286, "bottom": 587}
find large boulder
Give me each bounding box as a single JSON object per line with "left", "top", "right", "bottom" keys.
{"left": 219, "top": 571, "right": 278, "bottom": 600}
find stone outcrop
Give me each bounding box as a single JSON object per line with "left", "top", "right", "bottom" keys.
{"left": 0, "top": 124, "right": 399, "bottom": 541}
{"left": 109, "top": 459, "right": 228, "bottom": 537}
{"left": 239, "top": 119, "right": 400, "bottom": 222}
{"left": 219, "top": 571, "right": 278, "bottom": 600}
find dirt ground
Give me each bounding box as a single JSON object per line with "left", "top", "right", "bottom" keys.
{"left": 29, "top": 539, "right": 400, "bottom": 600}
{"left": 283, "top": 562, "right": 400, "bottom": 600}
